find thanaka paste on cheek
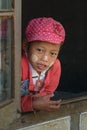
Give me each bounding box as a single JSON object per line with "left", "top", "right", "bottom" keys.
{"left": 31, "top": 54, "right": 38, "bottom": 62}
{"left": 46, "top": 61, "right": 54, "bottom": 71}
{"left": 49, "top": 61, "right": 54, "bottom": 67}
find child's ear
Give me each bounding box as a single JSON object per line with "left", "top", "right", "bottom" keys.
{"left": 22, "top": 39, "right": 27, "bottom": 51}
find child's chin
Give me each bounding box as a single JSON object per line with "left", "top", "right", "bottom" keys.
{"left": 37, "top": 68, "right": 46, "bottom": 74}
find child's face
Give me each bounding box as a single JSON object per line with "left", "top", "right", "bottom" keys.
{"left": 28, "top": 41, "right": 61, "bottom": 74}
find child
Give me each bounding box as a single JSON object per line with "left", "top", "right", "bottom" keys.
{"left": 21, "top": 17, "right": 65, "bottom": 112}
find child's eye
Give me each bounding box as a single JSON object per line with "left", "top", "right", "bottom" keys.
{"left": 36, "top": 48, "right": 43, "bottom": 53}
{"left": 50, "top": 52, "right": 57, "bottom": 57}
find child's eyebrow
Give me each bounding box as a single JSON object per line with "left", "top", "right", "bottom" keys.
{"left": 51, "top": 50, "right": 58, "bottom": 52}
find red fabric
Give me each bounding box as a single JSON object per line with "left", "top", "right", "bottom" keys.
{"left": 21, "top": 95, "right": 34, "bottom": 112}
{"left": 25, "top": 17, "right": 65, "bottom": 45}
{"left": 21, "top": 53, "right": 61, "bottom": 112}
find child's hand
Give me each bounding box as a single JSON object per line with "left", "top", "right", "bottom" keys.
{"left": 32, "top": 94, "right": 61, "bottom": 111}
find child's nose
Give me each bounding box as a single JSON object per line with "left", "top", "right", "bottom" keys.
{"left": 41, "top": 53, "right": 49, "bottom": 61}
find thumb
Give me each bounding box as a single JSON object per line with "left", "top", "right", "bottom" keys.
{"left": 45, "top": 93, "right": 54, "bottom": 99}
{"left": 33, "top": 93, "right": 40, "bottom": 98}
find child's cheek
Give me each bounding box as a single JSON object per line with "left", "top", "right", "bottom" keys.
{"left": 49, "top": 61, "right": 54, "bottom": 67}
{"left": 31, "top": 54, "right": 38, "bottom": 62}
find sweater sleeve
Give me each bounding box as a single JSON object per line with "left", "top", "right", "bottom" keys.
{"left": 21, "top": 53, "right": 34, "bottom": 112}
{"left": 21, "top": 95, "right": 34, "bottom": 112}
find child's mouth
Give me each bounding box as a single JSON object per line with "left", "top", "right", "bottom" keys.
{"left": 37, "top": 63, "right": 47, "bottom": 70}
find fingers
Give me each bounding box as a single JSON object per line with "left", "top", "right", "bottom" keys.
{"left": 33, "top": 93, "right": 40, "bottom": 98}
{"left": 48, "top": 104, "right": 61, "bottom": 111}
{"left": 32, "top": 93, "right": 62, "bottom": 111}
{"left": 50, "top": 105, "right": 61, "bottom": 111}
{"left": 50, "top": 99, "right": 62, "bottom": 105}
{"left": 46, "top": 102, "right": 61, "bottom": 112}
{"left": 47, "top": 93, "right": 54, "bottom": 98}
{"left": 47, "top": 99, "right": 62, "bottom": 111}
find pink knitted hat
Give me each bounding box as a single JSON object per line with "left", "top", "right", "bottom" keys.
{"left": 25, "top": 17, "right": 65, "bottom": 44}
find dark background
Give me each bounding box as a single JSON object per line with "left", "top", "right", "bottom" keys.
{"left": 22, "top": 0, "right": 87, "bottom": 93}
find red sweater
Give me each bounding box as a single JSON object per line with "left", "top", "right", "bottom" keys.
{"left": 21, "top": 53, "right": 61, "bottom": 112}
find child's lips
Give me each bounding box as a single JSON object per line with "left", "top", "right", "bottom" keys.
{"left": 37, "top": 63, "right": 47, "bottom": 70}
